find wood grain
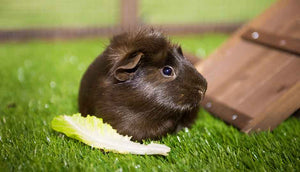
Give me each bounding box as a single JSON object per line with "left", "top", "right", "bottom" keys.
{"left": 196, "top": 0, "right": 300, "bottom": 132}
{"left": 242, "top": 28, "right": 300, "bottom": 55}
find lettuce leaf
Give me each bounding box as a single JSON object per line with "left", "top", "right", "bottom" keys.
{"left": 51, "top": 114, "right": 170, "bottom": 156}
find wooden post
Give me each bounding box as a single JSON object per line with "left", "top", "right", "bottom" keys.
{"left": 120, "top": 0, "right": 138, "bottom": 29}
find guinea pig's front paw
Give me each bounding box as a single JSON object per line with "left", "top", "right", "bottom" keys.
{"left": 175, "top": 124, "right": 184, "bottom": 133}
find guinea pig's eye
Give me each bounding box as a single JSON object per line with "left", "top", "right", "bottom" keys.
{"left": 161, "top": 66, "right": 174, "bottom": 77}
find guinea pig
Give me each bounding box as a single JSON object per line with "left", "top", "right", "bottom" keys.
{"left": 78, "top": 28, "right": 207, "bottom": 141}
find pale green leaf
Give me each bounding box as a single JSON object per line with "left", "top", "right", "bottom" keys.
{"left": 51, "top": 114, "right": 170, "bottom": 156}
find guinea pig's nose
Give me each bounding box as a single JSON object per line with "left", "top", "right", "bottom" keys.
{"left": 201, "top": 77, "right": 208, "bottom": 91}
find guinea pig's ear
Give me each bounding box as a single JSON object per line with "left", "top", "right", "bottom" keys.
{"left": 177, "top": 46, "right": 183, "bottom": 56}
{"left": 114, "top": 52, "right": 143, "bottom": 82}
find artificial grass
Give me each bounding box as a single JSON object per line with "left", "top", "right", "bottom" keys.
{"left": 140, "top": 0, "right": 275, "bottom": 24}
{"left": 0, "top": 35, "right": 299, "bottom": 171}
{"left": 0, "top": 0, "right": 119, "bottom": 29}
{"left": 0, "top": 0, "right": 275, "bottom": 29}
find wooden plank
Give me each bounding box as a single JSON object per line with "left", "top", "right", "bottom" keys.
{"left": 196, "top": 0, "right": 300, "bottom": 132}
{"left": 239, "top": 58, "right": 300, "bottom": 131}
{"left": 0, "top": 23, "right": 241, "bottom": 42}
{"left": 202, "top": 96, "right": 252, "bottom": 129}
{"left": 242, "top": 28, "right": 300, "bottom": 55}
{"left": 151, "top": 23, "right": 242, "bottom": 35}
{"left": 215, "top": 52, "right": 298, "bottom": 117}
{"left": 202, "top": 49, "right": 299, "bottom": 130}
{"left": 0, "top": 27, "right": 122, "bottom": 42}
{"left": 198, "top": 41, "right": 267, "bottom": 100}
{"left": 243, "top": 82, "right": 300, "bottom": 132}
{"left": 237, "top": 55, "right": 299, "bottom": 114}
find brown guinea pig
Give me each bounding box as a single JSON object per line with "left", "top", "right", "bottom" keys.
{"left": 78, "top": 28, "right": 207, "bottom": 141}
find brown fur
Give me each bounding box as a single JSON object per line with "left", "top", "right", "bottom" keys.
{"left": 78, "top": 28, "right": 207, "bottom": 141}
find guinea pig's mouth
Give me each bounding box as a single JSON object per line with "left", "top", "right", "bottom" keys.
{"left": 198, "top": 89, "right": 206, "bottom": 101}
{"left": 193, "top": 85, "right": 206, "bottom": 101}
{"left": 176, "top": 88, "right": 206, "bottom": 111}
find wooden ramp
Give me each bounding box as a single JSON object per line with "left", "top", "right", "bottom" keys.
{"left": 195, "top": 0, "right": 300, "bottom": 132}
